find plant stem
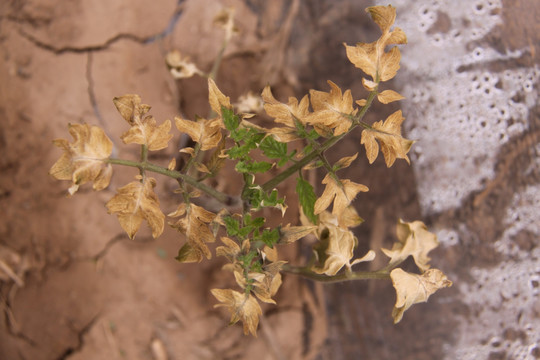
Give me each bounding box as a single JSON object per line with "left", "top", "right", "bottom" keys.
{"left": 282, "top": 264, "right": 390, "bottom": 282}
{"left": 106, "top": 158, "right": 233, "bottom": 205}
{"left": 261, "top": 89, "right": 379, "bottom": 192}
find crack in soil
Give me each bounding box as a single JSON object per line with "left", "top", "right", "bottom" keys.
{"left": 14, "top": 0, "right": 186, "bottom": 55}
{"left": 55, "top": 314, "right": 100, "bottom": 360}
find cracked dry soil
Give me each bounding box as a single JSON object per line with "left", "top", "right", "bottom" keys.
{"left": 1, "top": 0, "right": 539, "bottom": 360}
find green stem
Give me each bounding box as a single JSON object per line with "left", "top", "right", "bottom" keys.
{"left": 261, "top": 89, "right": 379, "bottom": 192}
{"left": 282, "top": 264, "right": 390, "bottom": 283}
{"left": 106, "top": 158, "right": 233, "bottom": 205}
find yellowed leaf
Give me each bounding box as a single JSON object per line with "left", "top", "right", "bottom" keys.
{"left": 344, "top": 5, "right": 407, "bottom": 82}
{"left": 211, "top": 289, "right": 262, "bottom": 336}
{"left": 382, "top": 219, "right": 439, "bottom": 272}
{"left": 50, "top": 123, "right": 113, "bottom": 195}
{"left": 378, "top": 89, "right": 405, "bottom": 104}
{"left": 314, "top": 174, "right": 368, "bottom": 219}
{"left": 390, "top": 268, "right": 452, "bottom": 323}
{"left": 208, "top": 78, "right": 232, "bottom": 117}
{"left": 121, "top": 116, "right": 172, "bottom": 151}
{"left": 175, "top": 116, "right": 222, "bottom": 151}
{"left": 262, "top": 86, "right": 310, "bottom": 128}
{"left": 334, "top": 153, "right": 358, "bottom": 171}
{"left": 216, "top": 236, "right": 241, "bottom": 262}
{"left": 312, "top": 211, "right": 374, "bottom": 275}
{"left": 106, "top": 176, "right": 164, "bottom": 239}
{"left": 278, "top": 224, "right": 317, "bottom": 244}
{"left": 167, "top": 158, "right": 176, "bottom": 170}
{"left": 267, "top": 127, "right": 302, "bottom": 143}
{"left": 361, "top": 110, "right": 414, "bottom": 167}
{"left": 362, "top": 78, "right": 378, "bottom": 91}
{"left": 251, "top": 261, "right": 286, "bottom": 304}
{"left": 307, "top": 81, "right": 356, "bottom": 135}
{"left": 169, "top": 203, "right": 216, "bottom": 262}
{"left": 113, "top": 94, "right": 151, "bottom": 125}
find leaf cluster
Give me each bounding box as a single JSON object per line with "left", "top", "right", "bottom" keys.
{"left": 49, "top": 5, "right": 451, "bottom": 335}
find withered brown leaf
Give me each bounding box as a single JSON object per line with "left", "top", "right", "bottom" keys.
{"left": 106, "top": 176, "right": 165, "bottom": 239}
{"left": 169, "top": 203, "right": 216, "bottom": 262}
{"left": 382, "top": 219, "right": 439, "bottom": 272}
{"left": 361, "top": 110, "right": 414, "bottom": 167}
{"left": 50, "top": 123, "right": 113, "bottom": 195}
{"left": 390, "top": 268, "right": 452, "bottom": 323}
{"left": 174, "top": 116, "right": 223, "bottom": 151}
{"left": 211, "top": 289, "right": 262, "bottom": 336}
{"left": 314, "top": 174, "right": 368, "bottom": 221}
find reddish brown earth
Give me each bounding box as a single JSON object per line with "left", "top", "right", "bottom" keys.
{"left": 1, "top": 1, "right": 538, "bottom": 360}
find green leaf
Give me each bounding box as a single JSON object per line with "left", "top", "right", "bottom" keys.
{"left": 236, "top": 160, "right": 273, "bottom": 174}
{"left": 223, "top": 216, "right": 240, "bottom": 236}
{"left": 222, "top": 107, "right": 239, "bottom": 131}
{"left": 296, "top": 177, "right": 318, "bottom": 224}
{"left": 261, "top": 228, "right": 280, "bottom": 248}
{"left": 260, "top": 136, "right": 287, "bottom": 159}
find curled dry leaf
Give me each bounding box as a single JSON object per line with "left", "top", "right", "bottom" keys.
{"left": 106, "top": 176, "right": 164, "bottom": 239}
{"left": 312, "top": 211, "right": 375, "bottom": 276}
{"left": 49, "top": 123, "right": 113, "bottom": 195}
{"left": 314, "top": 174, "right": 368, "bottom": 223}
{"left": 344, "top": 5, "right": 407, "bottom": 82}
{"left": 114, "top": 94, "right": 172, "bottom": 151}
{"left": 211, "top": 289, "right": 262, "bottom": 336}
{"left": 307, "top": 80, "right": 357, "bottom": 136}
{"left": 382, "top": 219, "right": 439, "bottom": 272}
{"left": 251, "top": 261, "right": 286, "bottom": 304}
{"left": 169, "top": 203, "right": 216, "bottom": 262}
{"left": 390, "top": 268, "right": 452, "bottom": 323}
{"left": 262, "top": 86, "right": 310, "bottom": 129}
{"left": 174, "top": 116, "right": 223, "bottom": 151}
{"left": 361, "top": 110, "right": 414, "bottom": 167}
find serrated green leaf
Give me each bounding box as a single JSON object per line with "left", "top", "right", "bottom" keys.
{"left": 297, "top": 177, "right": 318, "bottom": 224}
{"left": 222, "top": 107, "right": 239, "bottom": 131}
{"left": 260, "top": 136, "right": 288, "bottom": 159}
{"left": 223, "top": 216, "right": 240, "bottom": 236}
{"left": 261, "top": 228, "right": 280, "bottom": 248}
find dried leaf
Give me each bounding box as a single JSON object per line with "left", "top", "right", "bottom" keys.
{"left": 361, "top": 110, "right": 414, "bottom": 167}
{"left": 167, "top": 158, "right": 176, "bottom": 170}
{"left": 175, "top": 117, "right": 222, "bottom": 151}
{"left": 234, "top": 91, "right": 264, "bottom": 114}
{"left": 211, "top": 289, "right": 262, "bottom": 336}
{"left": 208, "top": 79, "right": 232, "bottom": 117}
{"left": 114, "top": 94, "right": 172, "bottom": 151}
{"left": 312, "top": 212, "right": 374, "bottom": 275}
{"left": 382, "top": 219, "right": 439, "bottom": 272}
{"left": 278, "top": 224, "right": 317, "bottom": 244}
{"left": 314, "top": 174, "right": 368, "bottom": 221}
{"left": 262, "top": 86, "right": 310, "bottom": 128}
{"left": 251, "top": 261, "right": 286, "bottom": 304}
{"left": 334, "top": 153, "right": 358, "bottom": 171}
{"left": 113, "top": 94, "right": 151, "bottom": 125}
{"left": 390, "top": 268, "right": 452, "bottom": 323}
{"left": 307, "top": 81, "right": 356, "bottom": 135}
{"left": 50, "top": 123, "right": 113, "bottom": 195}
{"left": 344, "top": 5, "right": 407, "bottom": 82}
{"left": 216, "top": 236, "right": 241, "bottom": 262}
{"left": 377, "top": 89, "right": 405, "bottom": 104}
{"left": 106, "top": 176, "right": 164, "bottom": 239}
{"left": 121, "top": 116, "right": 172, "bottom": 151}
{"left": 165, "top": 50, "right": 203, "bottom": 79}
{"left": 169, "top": 203, "right": 216, "bottom": 262}
{"left": 213, "top": 7, "right": 239, "bottom": 41}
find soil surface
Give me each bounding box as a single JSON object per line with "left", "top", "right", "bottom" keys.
{"left": 1, "top": 1, "right": 538, "bottom": 360}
